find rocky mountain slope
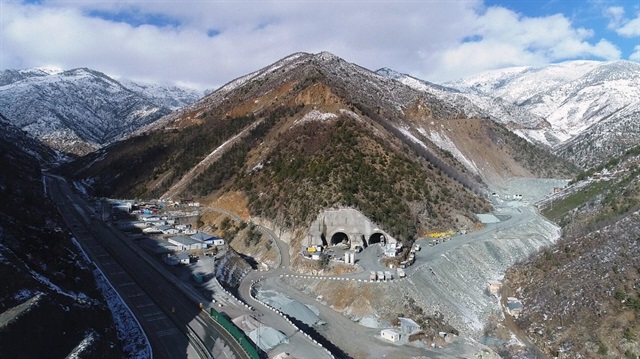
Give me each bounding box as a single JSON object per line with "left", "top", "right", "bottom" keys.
{"left": 376, "top": 68, "right": 561, "bottom": 147}
{"left": 63, "top": 52, "right": 575, "bottom": 242}
{"left": 0, "top": 67, "right": 201, "bottom": 155}
{"left": 502, "top": 146, "right": 640, "bottom": 358}
{"left": 444, "top": 60, "right": 640, "bottom": 169}
{"left": 0, "top": 115, "right": 124, "bottom": 358}
{"left": 554, "top": 101, "right": 640, "bottom": 169}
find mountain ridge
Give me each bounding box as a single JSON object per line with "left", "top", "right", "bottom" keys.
{"left": 65, "top": 52, "right": 575, "bottom": 243}
{"left": 435, "top": 59, "right": 640, "bottom": 168}
{"left": 376, "top": 67, "right": 560, "bottom": 147}
{"left": 0, "top": 67, "right": 202, "bottom": 155}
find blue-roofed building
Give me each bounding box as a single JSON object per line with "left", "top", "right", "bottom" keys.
{"left": 191, "top": 232, "right": 225, "bottom": 247}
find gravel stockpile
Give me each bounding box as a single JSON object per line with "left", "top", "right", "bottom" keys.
{"left": 256, "top": 289, "right": 320, "bottom": 327}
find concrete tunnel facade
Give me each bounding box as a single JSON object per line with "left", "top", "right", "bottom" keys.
{"left": 307, "top": 208, "right": 397, "bottom": 249}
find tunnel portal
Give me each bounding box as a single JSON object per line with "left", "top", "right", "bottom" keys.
{"left": 330, "top": 232, "right": 349, "bottom": 245}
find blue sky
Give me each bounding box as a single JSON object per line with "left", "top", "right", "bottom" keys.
{"left": 1, "top": 0, "right": 638, "bottom": 90}
{"left": 485, "top": 0, "right": 639, "bottom": 59}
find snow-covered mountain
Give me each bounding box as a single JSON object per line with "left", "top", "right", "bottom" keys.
{"left": 440, "top": 60, "right": 640, "bottom": 168}
{"left": 376, "top": 68, "right": 562, "bottom": 147}
{"left": 554, "top": 104, "right": 640, "bottom": 168}
{"left": 0, "top": 67, "right": 201, "bottom": 155}
{"left": 519, "top": 61, "right": 640, "bottom": 140}
{"left": 444, "top": 60, "right": 602, "bottom": 104}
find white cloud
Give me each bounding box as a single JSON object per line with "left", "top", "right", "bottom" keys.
{"left": 617, "top": 15, "right": 640, "bottom": 37}
{"left": 424, "top": 7, "right": 621, "bottom": 81}
{"left": 0, "top": 1, "right": 625, "bottom": 90}
{"left": 605, "top": 6, "right": 626, "bottom": 30}
{"left": 631, "top": 45, "right": 640, "bottom": 61}
{"left": 604, "top": 6, "right": 640, "bottom": 37}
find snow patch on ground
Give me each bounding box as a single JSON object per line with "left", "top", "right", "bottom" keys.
{"left": 70, "top": 237, "right": 91, "bottom": 269}
{"left": 339, "top": 108, "right": 361, "bottom": 120}
{"left": 13, "top": 289, "right": 36, "bottom": 301}
{"left": 399, "top": 127, "right": 481, "bottom": 176}
{"left": 293, "top": 109, "right": 337, "bottom": 126}
{"left": 27, "top": 263, "right": 94, "bottom": 304}
{"left": 66, "top": 330, "right": 97, "bottom": 359}
{"left": 73, "top": 179, "right": 94, "bottom": 197}
{"left": 161, "top": 121, "right": 261, "bottom": 200}
{"left": 93, "top": 268, "right": 150, "bottom": 359}
{"left": 509, "top": 333, "right": 525, "bottom": 347}
{"left": 130, "top": 107, "right": 160, "bottom": 118}
{"left": 215, "top": 53, "right": 308, "bottom": 97}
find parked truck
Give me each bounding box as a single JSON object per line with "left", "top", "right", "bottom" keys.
{"left": 369, "top": 271, "right": 377, "bottom": 280}
{"left": 377, "top": 271, "right": 385, "bottom": 281}
{"left": 384, "top": 271, "right": 393, "bottom": 281}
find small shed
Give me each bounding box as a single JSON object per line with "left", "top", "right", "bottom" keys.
{"left": 164, "top": 252, "right": 189, "bottom": 265}
{"left": 380, "top": 329, "right": 400, "bottom": 343}
{"left": 174, "top": 251, "right": 190, "bottom": 264}
{"left": 212, "top": 238, "right": 225, "bottom": 246}
{"left": 156, "top": 225, "right": 179, "bottom": 234}
{"left": 488, "top": 280, "right": 502, "bottom": 295}
{"left": 398, "top": 317, "right": 421, "bottom": 336}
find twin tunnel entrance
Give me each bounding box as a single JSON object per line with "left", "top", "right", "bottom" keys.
{"left": 322, "top": 232, "right": 385, "bottom": 248}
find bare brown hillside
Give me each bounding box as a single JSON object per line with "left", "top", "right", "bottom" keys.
{"left": 414, "top": 118, "right": 577, "bottom": 186}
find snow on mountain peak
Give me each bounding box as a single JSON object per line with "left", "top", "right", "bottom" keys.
{"left": 435, "top": 59, "right": 640, "bottom": 168}
{"left": 0, "top": 67, "right": 200, "bottom": 155}
{"left": 35, "top": 66, "right": 64, "bottom": 75}
{"left": 445, "top": 60, "right": 601, "bottom": 104}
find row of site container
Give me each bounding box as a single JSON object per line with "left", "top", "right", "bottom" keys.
{"left": 369, "top": 269, "right": 406, "bottom": 281}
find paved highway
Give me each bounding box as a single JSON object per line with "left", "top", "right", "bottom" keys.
{"left": 46, "top": 174, "right": 252, "bottom": 359}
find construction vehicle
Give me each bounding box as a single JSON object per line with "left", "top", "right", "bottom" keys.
{"left": 369, "top": 271, "right": 377, "bottom": 280}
